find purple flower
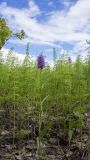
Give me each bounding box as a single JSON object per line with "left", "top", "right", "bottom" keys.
{"left": 37, "top": 54, "right": 45, "bottom": 69}
{"left": 68, "top": 57, "right": 72, "bottom": 63}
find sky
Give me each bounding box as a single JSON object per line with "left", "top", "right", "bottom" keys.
{"left": 0, "top": 0, "right": 90, "bottom": 64}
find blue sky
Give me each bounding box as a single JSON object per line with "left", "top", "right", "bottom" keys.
{"left": 0, "top": 0, "right": 90, "bottom": 64}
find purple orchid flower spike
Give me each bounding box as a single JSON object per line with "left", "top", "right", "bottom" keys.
{"left": 37, "top": 54, "right": 45, "bottom": 69}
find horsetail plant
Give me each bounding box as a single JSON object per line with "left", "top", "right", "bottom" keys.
{"left": 0, "top": 44, "right": 90, "bottom": 160}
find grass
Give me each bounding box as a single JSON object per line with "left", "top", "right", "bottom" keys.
{"left": 0, "top": 48, "right": 90, "bottom": 158}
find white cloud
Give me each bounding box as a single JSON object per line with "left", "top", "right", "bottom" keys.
{"left": 60, "top": 0, "right": 73, "bottom": 7}
{"left": 28, "top": 0, "right": 41, "bottom": 16}
{"left": 1, "top": 47, "right": 54, "bottom": 67}
{"left": 0, "top": 0, "right": 90, "bottom": 57}
{"left": 71, "top": 41, "right": 88, "bottom": 56}
{"left": 8, "top": 38, "right": 62, "bottom": 48}
{"left": 1, "top": 47, "right": 37, "bottom": 64}
{"left": 1, "top": 48, "right": 25, "bottom": 62}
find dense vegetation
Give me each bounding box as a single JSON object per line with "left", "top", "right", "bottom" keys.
{"left": 0, "top": 18, "right": 25, "bottom": 49}
{"left": 0, "top": 44, "right": 90, "bottom": 159}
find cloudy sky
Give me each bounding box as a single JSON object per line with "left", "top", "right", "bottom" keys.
{"left": 0, "top": 0, "right": 90, "bottom": 63}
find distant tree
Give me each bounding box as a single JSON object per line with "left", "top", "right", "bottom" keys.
{"left": 0, "top": 18, "right": 25, "bottom": 49}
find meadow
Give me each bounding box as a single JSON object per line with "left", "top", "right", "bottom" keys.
{"left": 0, "top": 46, "right": 90, "bottom": 160}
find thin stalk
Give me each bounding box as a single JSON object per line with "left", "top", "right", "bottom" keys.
{"left": 38, "top": 69, "right": 43, "bottom": 158}
{"left": 13, "top": 76, "right": 16, "bottom": 146}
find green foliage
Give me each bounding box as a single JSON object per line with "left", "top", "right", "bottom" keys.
{"left": 0, "top": 18, "right": 12, "bottom": 49}
{"left": 0, "top": 18, "right": 25, "bottom": 49}
{"left": 0, "top": 47, "right": 90, "bottom": 147}
{"left": 53, "top": 48, "right": 57, "bottom": 65}
{"left": 23, "top": 42, "right": 31, "bottom": 67}
{"left": 16, "top": 129, "right": 29, "bottom": 139}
